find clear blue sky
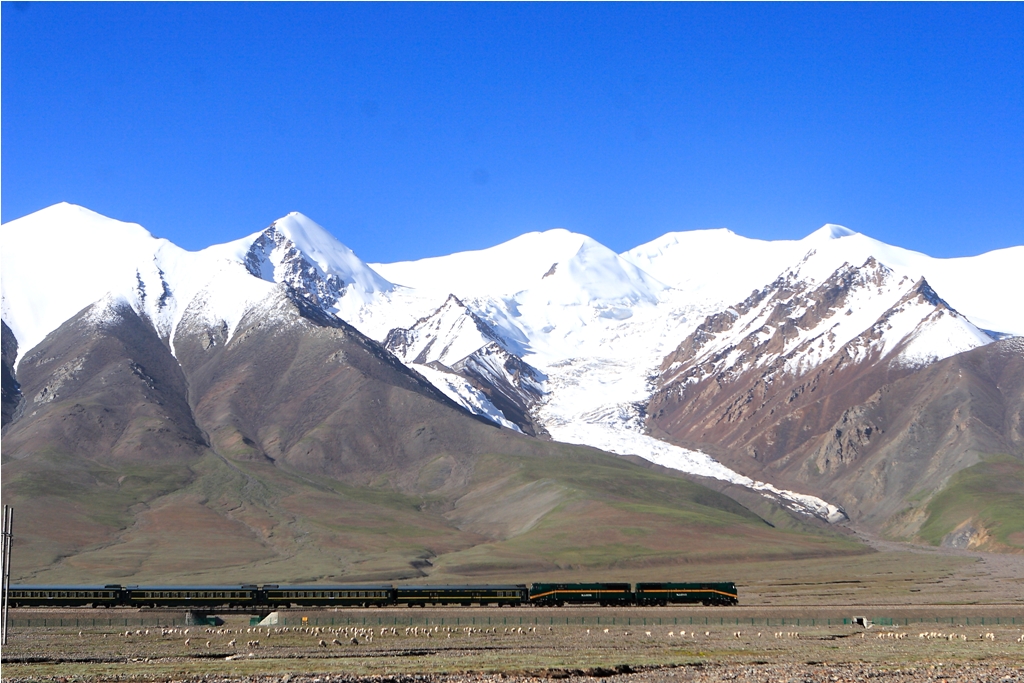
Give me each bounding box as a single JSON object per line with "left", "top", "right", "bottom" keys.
{"left": 2, "top": 2, "right": 1021, "bottom": 262}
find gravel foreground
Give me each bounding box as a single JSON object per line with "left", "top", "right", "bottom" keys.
{"left": 4, "top": 666, "right": 1023, "bottom": 683}
{"left": 4, "top": 609, "right": 1022, "bottom": 683}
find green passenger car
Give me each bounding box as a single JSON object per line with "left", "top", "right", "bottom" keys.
{"left": 529, "top": 583, "right": 633, "bottom": 606}
{"left": 262, "top": 585, "right": 395, "bottom": 608}
{"left": 395, "top": 585, "right": 527, "bottom": 607}
{"left": 8, "top": 585, "right": 124, "bottom": 608}
{"left": 125, "top": 585, "right": 259, "bottom": 608}
{"left": 634, "top": 582, "right": 738, "bottom": 606}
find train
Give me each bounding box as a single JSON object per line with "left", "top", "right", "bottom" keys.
{"left": 8, "top": 581, "right": 738, "bottom": 609}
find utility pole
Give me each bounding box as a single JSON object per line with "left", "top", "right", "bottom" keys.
{"left": 2, "top": 505, "right": 12, "bottom": 646}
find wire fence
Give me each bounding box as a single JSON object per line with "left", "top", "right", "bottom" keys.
{"left": 8, "top": 614, "right": 1023, "bottom": 629}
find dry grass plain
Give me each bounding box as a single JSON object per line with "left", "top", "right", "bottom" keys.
{"left": 3, "top": 544, "right": 1023, "bottom": 682}
{"left": 3, "top": 608, "right": 1023, "bottom": 682}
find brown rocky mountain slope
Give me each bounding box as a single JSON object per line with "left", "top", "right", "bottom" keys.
{"left": 646, "top": 258, "right": 1022, "bottom": 544}
{"left": 2, "top": 320, "right": 22, "bottom": 427}
{"left": 1, "top": 287, "right": 864, "bottom": 583}
{"left": 383, "top": 294, "right": 546, "bottom": 436}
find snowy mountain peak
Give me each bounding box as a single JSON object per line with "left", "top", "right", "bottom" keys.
{"left": 527, "top": 233, "right": 668, "bottom": 307}
{"left": 242, "top": 213, "right": 392, "bottom": 310}
{"left": 371, "top": 227, "right": 666, "bottom": 302}
{"left": 806, "top": 224, "right": 858, "bottom": 241}
{"left": 0, "top": 202, "right": 185, "bottom": 360}
{"left": 658, "top": 255, "right": 989, "bottom": 396}
{"left": 382, "top": 291, "right": 546, "bottom": 434}
{"left": 384, "top": 293, "right": 503, "bottom": 368}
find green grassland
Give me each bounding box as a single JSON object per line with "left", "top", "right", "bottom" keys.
{"left": 917, "top": 454, "right": 1024, "bottom": 551}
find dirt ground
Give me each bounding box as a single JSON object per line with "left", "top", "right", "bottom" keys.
{"left": 3, "top": 606, "right": 1022, "bottom": 683}
{"left": 4, "top": 542, "right": 1022, "bottom": 681}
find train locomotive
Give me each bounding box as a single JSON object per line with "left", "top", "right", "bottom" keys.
{"left": 8, "top": 581, "right": 737, "bottom": 608}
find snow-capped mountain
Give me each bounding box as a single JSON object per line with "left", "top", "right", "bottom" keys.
{"left": 2, "top": 203, "right": 193, "bottom": 356}
{"left": 383, "top": 295, "right": 546, "bottom": 435}
{"left": 373, "top": 228, "right": 666, "bottom": 303}
{"left": 4, "top": 203, "right": 1021, "bottom": 532}
{"left": 656, "top": 255, "right": 992, "bottom": 395}
{"left": 0, "top": 204, "right": 392, "bottom": 368}
{"left": 624, "top": 224, "right": 1024, "bottom": 338}
{"left": 649, "top": 255, "right": 993, "bottom": 451}
{"left": 222, "top": 212, "right": 393, "bottom": 313}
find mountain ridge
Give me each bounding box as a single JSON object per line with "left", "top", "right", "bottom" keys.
{"left": 3, "top": 203, "right": 1022, "bottom": 553}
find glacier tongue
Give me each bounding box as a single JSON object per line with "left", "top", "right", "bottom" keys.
{"left": 530, "top": 308, "right": 848, "bottom": 524}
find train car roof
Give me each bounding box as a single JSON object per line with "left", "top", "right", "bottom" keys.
{"left": 530, "top": 582, "right": 630, "bottom": 588}
{"left": 123, "top": 585, "right": 258, "bottom": 590}
{"left": 397, "top": 584, "right": 527, "bottom": 590}
{"left": 635, "top": 582, "right": 737, "bottom": 586}
{"left": 10, "top": 585, "right": 123, "bottom": 590}
{"left": 262, "top": 585, "right": 395, "bottom": 590}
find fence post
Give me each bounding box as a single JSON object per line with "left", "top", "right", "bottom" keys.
{"left": 1, "top": 506, "right": 12, "bottom": 647}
